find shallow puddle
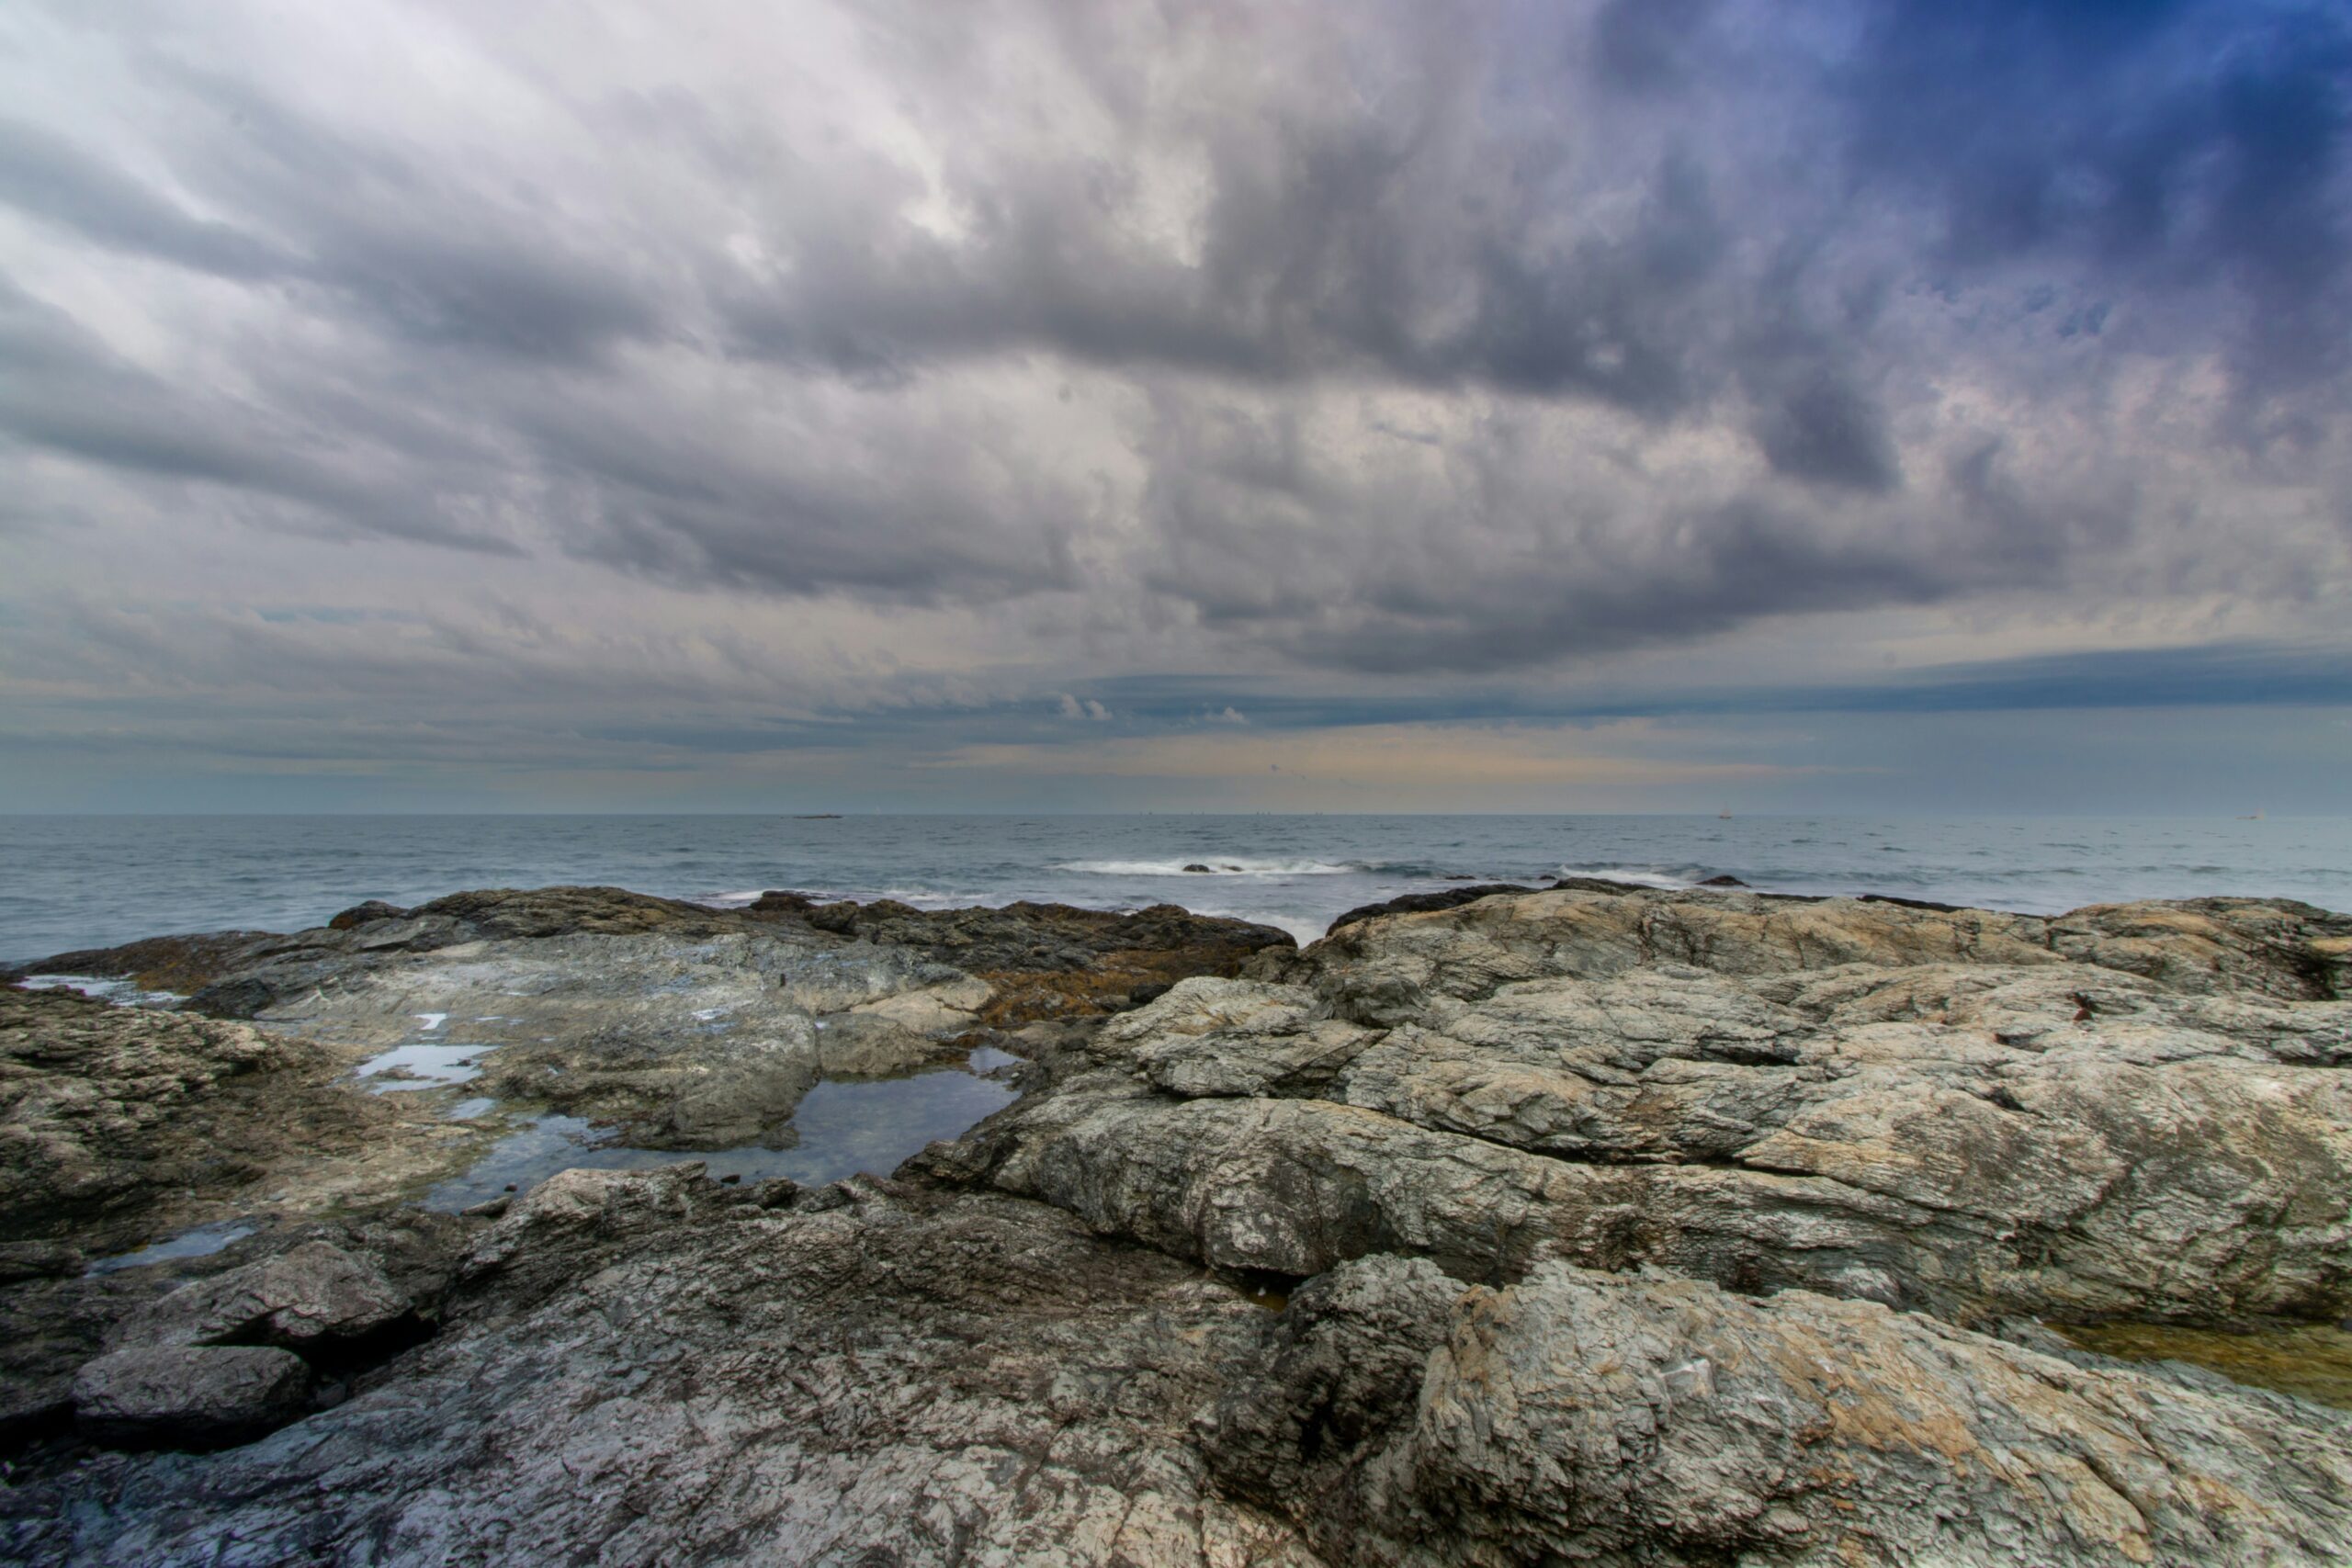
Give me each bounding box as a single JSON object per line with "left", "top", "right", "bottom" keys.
{"left": 967, "top": 1045, "right": 1023, "bottom": 1077}
{"left": 85, "top": 1221, "right": 256, "bottom": 1277}
{"left": 424, "top": 1054, "right": 1018, "bottom": 1212}
{"left": 2056, "top": 1320, "right": 2352, "bottom": 1410}
{"left": 19, "top": 974, "right": 181, "bottom": 1009}
{"left": 356, "top": 1042, "right": 484, "bottom": 1090}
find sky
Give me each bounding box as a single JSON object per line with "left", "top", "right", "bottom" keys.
{"left": 1, "top": 0, "right": 2347, "bottom": 814}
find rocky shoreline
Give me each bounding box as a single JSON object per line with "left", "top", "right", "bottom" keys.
{"left": 5, "top": 882, "right": 2351, "bottom": 1563}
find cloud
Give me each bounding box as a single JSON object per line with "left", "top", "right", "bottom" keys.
{"left": 0, "top": 117, "right": 290, "bottom": 279}
{"left": 0, "top": 0, "right": 2346, "bottom": 807}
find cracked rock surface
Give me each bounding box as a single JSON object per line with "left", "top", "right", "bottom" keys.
{"left": 950, "top": 888, "right": 2352, "bottom": 1325}
{"left": 1204, "top": 1254, "right": 2352, "bottom": 1568}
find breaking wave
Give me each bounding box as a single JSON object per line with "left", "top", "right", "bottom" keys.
{"left": 1057, "top": 857, "right": 1368, "bottom": 877}
{"left": 1554, "top": 863, "right": 1714, "bottom": 891}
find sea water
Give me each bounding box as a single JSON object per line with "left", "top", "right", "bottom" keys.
{"left": 5, "top": 813, "right": 2350, "bottom": 962}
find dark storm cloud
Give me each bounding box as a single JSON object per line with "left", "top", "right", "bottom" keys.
{"left": 1589, "top": 0, "right": 1717, "bottom": 94}
{"left": 715, "top": 23, "right": 1730, "bottom": 416}
{"left": 1839, "top": 0, "right": 2352, "bottom": 402}
{"left": 530, "top": 404, "right": 1088, "bottom": 603}
{"left": 0, "top": 0, "right": 2347, "bottom": 697}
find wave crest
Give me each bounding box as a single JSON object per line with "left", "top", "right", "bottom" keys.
{"left": 1057, "top": 857, "right": 1363, "bottom": 877}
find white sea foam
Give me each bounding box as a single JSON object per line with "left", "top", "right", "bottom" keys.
{"left": 1554, "top": 864, "right": 1705, "bottom": 891}
{"left": 1057, "top": 857, "right": 1359, "bottom": 877}
{"left": 17, "top": 974, "right": 180, "bottom": 1008}
{"left": 1186, "top": 908, "right": 1328, "bottom": 945}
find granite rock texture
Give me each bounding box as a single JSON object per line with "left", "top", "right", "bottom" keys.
{"left": 952, "top": 889, "right": 2352, "bottom": 1325}
{"left": 5, "top": 1171, "right": 1324, "bottom": 1566}
{"left": 0, "top": 986, "right": 473, "bottom": 1263}
{"left": 7, "top": 884, "right": 2352, "bottom": 1565}
{"left": 1205, "top": 1254, "right": 2352, "bottom": 1567}
{"left": 71, "top": 1345, "right": 313, "bottom": 1450}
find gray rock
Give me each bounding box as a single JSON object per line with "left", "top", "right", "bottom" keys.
{"left": 18, "top": 885, "right": 1292, "bottom": 1152}
{"left": 1325, "top": 884, "right": 1538, "bottom": 934}
{"left": 1205, "top": 1255, "right": 2352, "bottom": 1566}
{"left": 0, "top": 986, "right": 465, "bottom": 1263}
{"left": 9, "top": 1173, "right": 1324, "bottom": 1565}
{"left": 13, "top": 884, "right": 2352, "bottom": 1564}
{"left": 957, "top": 893, "right": 2352, "bottom": 1325}
{"left": 1213, "top": 1259, "right": 2352, "bottom": 1568}
{"left": 118, "top": 1241, "right": 409, "bottom": 1351}
{"left": 72, "top": 1344, "right": 311, "bottom": 1449}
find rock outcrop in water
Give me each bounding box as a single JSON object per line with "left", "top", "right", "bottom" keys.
{"left": 6, "top": 883, "right": 2352, "bottom": 1564}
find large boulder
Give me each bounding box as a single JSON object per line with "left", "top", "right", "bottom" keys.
{"left": 1205, "top": 1255, "right": 2352, "bottom": 1566}
{"left": 119, "top": 1241, "right": 410, "bottom": 1352}
{"left": 72, "top": 1345, "right": 311, "bottom": 1450}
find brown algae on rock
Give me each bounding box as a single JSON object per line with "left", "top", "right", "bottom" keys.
{"left": 2057, "top": 1319, "right": 2352, "bottom": 1409}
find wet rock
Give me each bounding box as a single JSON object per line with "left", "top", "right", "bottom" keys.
{"left": 0, "top": 986, "right": 461, "bottom": 1261}
{"left": 1205, "top": 1255, "right": 2352, "bottom": 1566}
{"left": 326, "top": 900, "right": 409, "bottom": 931}
{"left": 18, "top": 886, "right": 1293, "bottom": 1151}
{"left": 1, "top": 1215, "right": 465, "bottom": 1450}
{"left": 1326, "top": 885, "right": 1534, "bottom": 934}
{"left": 1183, "top": 863, "right": 1214, "bottom": 873}
{"left": 0, "top": 931, "right": 281, "bottom": 998}
{"left": 6, "top": 1177, "right": 1321, "bottom": 1564}
{"left": 806, "top": 900, "right": 862, "bottom": 933}
{"left": 72, "top": 1345, "right": 311, "bottom": 1450}
{"left": 179, "top": 975, "right": 279, "bottom": 1019}
{"left": 1697, "top": 873, "right": 1747, "bottom": 886}
{"left": 0, "top": 1241, "right": 83, "bottom": 1283}
{"left": 119, "top": 1242, "right": 409, "bottom": 1352}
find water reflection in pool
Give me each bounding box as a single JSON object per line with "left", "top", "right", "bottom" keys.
{"left": 85, "top": 1220, "right": 256, "bottom": 1276}
{"left": 425, "top": 1054, "right": 1019, "bottom": 1213}
{"left": 355, "top": 1042, "right": 484, "bottom": 1090}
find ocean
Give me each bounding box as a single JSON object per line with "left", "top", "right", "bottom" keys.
{"left": 6, "top": 813, "right": 2349, "bottom": 966}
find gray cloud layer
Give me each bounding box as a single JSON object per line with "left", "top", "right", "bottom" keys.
{"left": 1, "top": 0, "right": 2347, "bottom": 803}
